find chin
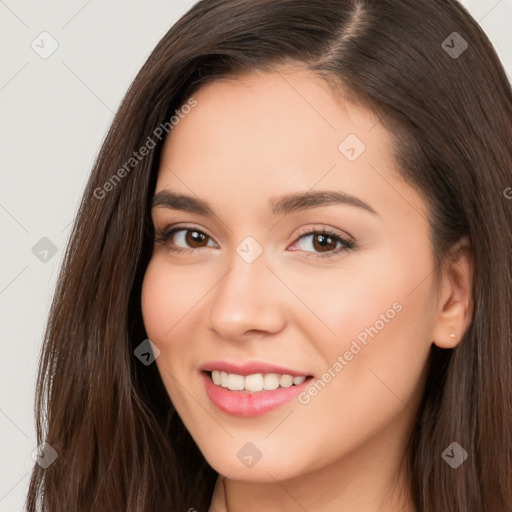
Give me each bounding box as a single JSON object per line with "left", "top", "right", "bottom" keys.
{"left": 200, "top": 442, "right": 310, "bottom": 483}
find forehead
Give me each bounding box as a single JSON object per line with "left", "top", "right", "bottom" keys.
{"left": 156, "top": 67, "right": 427, "bottom": 223}
{"left": 166, "top": 67, "right": 385, "bottom": 153}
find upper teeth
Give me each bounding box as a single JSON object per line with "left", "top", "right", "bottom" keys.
{"left": 211, "top": 371, "right": 307, "bottom": 392}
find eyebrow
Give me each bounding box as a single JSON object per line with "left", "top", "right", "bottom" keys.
{"left": 151, "top": 189, "right": 379, "bottom": 217}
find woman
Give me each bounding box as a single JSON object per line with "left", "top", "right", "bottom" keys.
{"left": 26, "top": 0, "right": 512, "bottom": 511}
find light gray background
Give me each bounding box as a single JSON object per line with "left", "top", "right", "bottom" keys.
{"left": 1, "top": 1, "right": 510, "bottom": 510}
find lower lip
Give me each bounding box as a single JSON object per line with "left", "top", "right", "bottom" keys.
{"left": 201, "top": 371, "right": 312, "bottom": 417}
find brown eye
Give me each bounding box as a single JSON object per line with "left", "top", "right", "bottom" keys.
{"left": 311, "top": 233, "right": 338, "bottom": 252}
{"left": 183, "top": 230, "right": 209, "bottom": 248}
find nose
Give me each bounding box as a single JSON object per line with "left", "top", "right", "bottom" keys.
{"left": 207, "top": 249, "right": 286, "bottom": 341}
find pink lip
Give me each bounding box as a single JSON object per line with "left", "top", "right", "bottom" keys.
{"left": 201, "top": 371, "right": 312, "bottom": 417}
{"left": 199, "top": 360, "right": 311, "bottom": 377}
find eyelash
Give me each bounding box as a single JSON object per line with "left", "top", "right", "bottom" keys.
{"left": 154, "top": 225, "right": 355, "bottom": 259}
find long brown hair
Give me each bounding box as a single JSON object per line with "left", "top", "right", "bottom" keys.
{"left": 26, "top": 1, "right": 512, "bottom": 510}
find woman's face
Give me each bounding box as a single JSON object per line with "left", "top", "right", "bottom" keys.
{"left": 141, "top": 67, "right": 440, "bottom": 484}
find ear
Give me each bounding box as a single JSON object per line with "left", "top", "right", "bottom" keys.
{"left": 432, "top": 235, "right": 474, "bottom": 349}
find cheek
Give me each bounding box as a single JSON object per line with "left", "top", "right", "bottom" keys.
{"left": 140, "top": 259, "right": 201, "bottom": 406}
{"left": 289, "top": 277, "right": 433, "bottom": 473}
{"left": 320, "top": 241, "right": 436, "bottom": 351}
{"left": 141, "top": 258, "right": 204, "bottom": 342}
{"left": 292, "top": 245, "right": 435, "bottom": 404}
{"left": 283, "top": 259, "right": 409, "bottom": 360}
{"left": 141, "top": 262, "right": 170, "bottom": 341}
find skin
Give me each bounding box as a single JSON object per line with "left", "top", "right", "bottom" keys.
{"left": 141, "top": 66, "right": 473, "bottom": 512}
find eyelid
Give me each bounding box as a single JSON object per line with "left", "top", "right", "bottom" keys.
{"left": 155, "top": 223, "right": 352, "bottom": 242}
{"left": 292, "top": 224, "right": 354, "bottom": 244}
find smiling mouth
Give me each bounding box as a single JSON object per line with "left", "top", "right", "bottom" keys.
{"left": 203, "top": 370, "right": 314, "bottom": 393}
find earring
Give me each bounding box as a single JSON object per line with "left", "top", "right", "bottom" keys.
{"left": 449, "top": 330, "right": 456, "bottom": 341}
